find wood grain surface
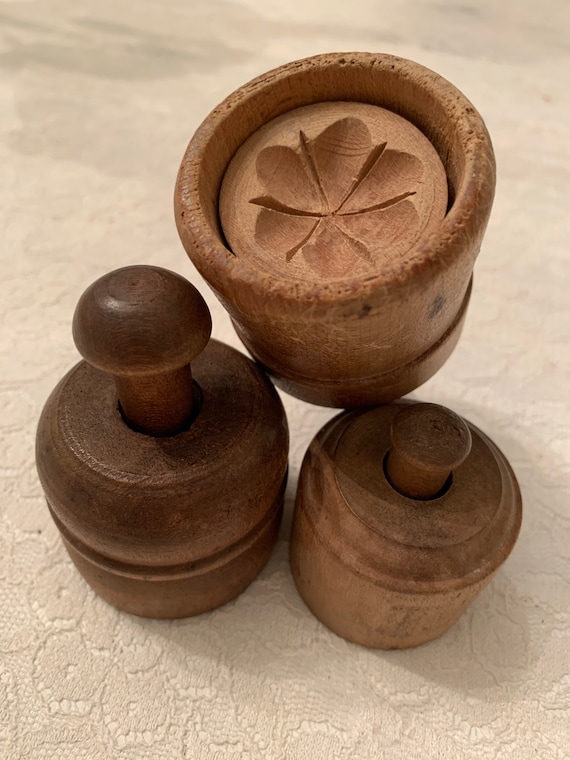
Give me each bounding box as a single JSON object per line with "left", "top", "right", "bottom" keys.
{"left": 290, "top": 401, "right": 522, "bottom": 649}
{"left": 36, "top": 267, "right": 289, "bottom": 618}
{"left": 175, "top": 52, "right": 495, "bottom": 407}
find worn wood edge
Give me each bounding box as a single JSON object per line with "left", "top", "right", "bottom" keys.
{"left": 174, "top": 51, "right": 495, "bottom": 306}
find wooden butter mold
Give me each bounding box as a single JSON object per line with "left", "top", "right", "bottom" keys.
{"left": 290, "top": 401, "right": 522, "bottom": 649}
{"left": 175, "top": 52, "right": 495, "bottom": 407}
{"left": 36, "top": 265, "right": 289, "bottom": 618}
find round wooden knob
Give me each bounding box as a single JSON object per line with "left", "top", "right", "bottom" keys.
{"left": 72, "top": 265, "right": 212, "bottom": 436}
{"left": 385, "top": 403, "right": 472, "bottom": 500}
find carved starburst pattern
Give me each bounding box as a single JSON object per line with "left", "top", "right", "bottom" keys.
{"left": 249, "top": 117, "right": 424, "bottom": 278}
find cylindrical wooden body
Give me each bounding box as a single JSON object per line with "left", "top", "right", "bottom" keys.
{"left": 175, "top": 53, "right": 495, "bottom": 407}
{"left": 290, "top": 403, "right": 521, "bottom": 649}
{"left": 36, "top": 340, "right": 289, "bottom": 619}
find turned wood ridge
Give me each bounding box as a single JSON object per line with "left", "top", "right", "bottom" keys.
{"left": 73, "top": 266, "right": 211, "bottom": 437}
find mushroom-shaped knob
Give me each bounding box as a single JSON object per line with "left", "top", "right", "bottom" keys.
{"left": 72, "top": 265, "right": 212, "bottom": 436}
{"left": 385, "top": 403, "right": 472, "bottom": 500}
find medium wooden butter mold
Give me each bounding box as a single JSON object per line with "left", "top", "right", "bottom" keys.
{"left": 36, "top": 265, "right": 289, "bottom": 618}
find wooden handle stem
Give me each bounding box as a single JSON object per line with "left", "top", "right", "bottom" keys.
{"left": 385, "top": 403, "right": 472, "bottom": 500}
{"left": 72, "top": 265, "right": 212, "bottom": 437}
{"left": 115, "top": 366, "right": 194, "bottom": 437}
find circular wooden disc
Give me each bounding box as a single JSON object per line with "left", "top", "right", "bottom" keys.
{"left": 220, "top": 102, "right": 448, "bottom": 283}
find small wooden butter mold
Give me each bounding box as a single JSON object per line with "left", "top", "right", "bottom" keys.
{"left": 290, "top": 401, "right": 522, "bottom": 649}
{"left": 175, "top": 52, "right": 496, "bottom": 407}
{"left": 36, "top": 265, "right": 289, "bottom": 619}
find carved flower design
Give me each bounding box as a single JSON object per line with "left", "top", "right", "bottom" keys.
{"left": 250, "top": 117, "right": 424, "bottom": 278}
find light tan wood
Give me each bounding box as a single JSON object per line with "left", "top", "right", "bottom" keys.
{"left": 36, "top": 266, "right": 289, "bottom": 618}
{"left": 175, "top": 52, "right": 495, "bottom": 407}
{"left": 290, "top": 401, "right": 522, "bottom": 649}
{"left": 220, "top": 102, "right": 447, "bottom": 282}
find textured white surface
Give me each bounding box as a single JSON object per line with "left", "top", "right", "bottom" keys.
{"left": 1, "top": 1, "right": 569, "bottom": 758}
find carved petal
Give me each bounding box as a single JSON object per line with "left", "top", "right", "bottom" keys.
{"left": 255, "top": 207, "right": 319, "bottom": 259}
{"left": 309, "top": 118, "right": 372, "bottom": 211}
{"left": 341, "top": 150, "right": 424, "bottom": 215}
{"left": 336, "top": 199, "right": 421, "bottom": 253}
{"left": 255, "top": 145, "right": 322, "bottom": 213}
{"left": 301, "top": 218, "right": 363, "bottom": 278}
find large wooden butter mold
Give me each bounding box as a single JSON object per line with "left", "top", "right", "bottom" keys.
{"left": 175, "top": 52, "right": 495, "bottom": 407}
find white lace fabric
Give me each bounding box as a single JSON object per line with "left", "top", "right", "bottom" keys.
{"left": 1, "top": 0, "right": 569, "bottom": 757}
